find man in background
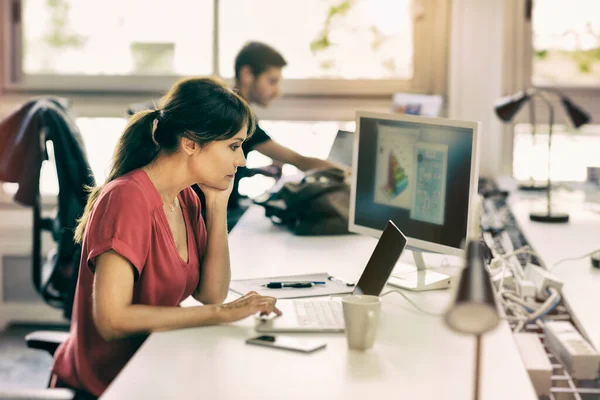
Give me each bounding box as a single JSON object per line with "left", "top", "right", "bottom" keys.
{"left": 230, "top": 41, "right": 346, "bottom": 209}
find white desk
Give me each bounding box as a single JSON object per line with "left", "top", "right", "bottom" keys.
{"left": 102, "top": 205, "right": 536, "bottom": 399}
{"left": 500, "top": 178, "right": 600, "bottom": 351}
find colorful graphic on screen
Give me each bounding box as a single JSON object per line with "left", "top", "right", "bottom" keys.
{"left": 373, "top": 124, "right": 419, "bottom": 209}
{"left": 383, "top": 151, "right": 409, "bottom": 198}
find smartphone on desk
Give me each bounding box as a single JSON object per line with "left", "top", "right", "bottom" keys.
{"left": 245, "top": 335, "right": 326, "bottom": 353}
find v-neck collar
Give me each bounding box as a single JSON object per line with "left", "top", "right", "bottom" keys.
{"left": 136, "top": 169, "right": 192, "bottom": 265}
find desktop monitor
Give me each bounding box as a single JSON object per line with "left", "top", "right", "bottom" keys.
{"left": 349, "top": 111, "right": 480, "bottom": 291}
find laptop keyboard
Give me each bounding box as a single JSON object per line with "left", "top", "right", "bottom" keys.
{"left": 293, "top": 301, "right": 344, "bottom": 327}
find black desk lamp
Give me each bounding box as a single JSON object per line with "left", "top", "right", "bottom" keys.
{"left": 445, "top": 241, "right": 499, "bottom": 400}
{"left": 494, "top": 88, "right": 590, "bottom": 223}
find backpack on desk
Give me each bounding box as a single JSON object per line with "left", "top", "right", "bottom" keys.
{"left": 254, "top": 168, "right": 351, "bottom": 235}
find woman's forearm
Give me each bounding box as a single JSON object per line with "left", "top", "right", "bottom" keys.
{"left": 194, "top": 199, "right": 231, "bottom": 304}
{"left": 96, "top": 303, "right": 225, "bottom": 341}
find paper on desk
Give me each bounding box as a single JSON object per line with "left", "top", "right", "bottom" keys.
{"left": 229, "top": 272, "right": 353, "bottom": 299}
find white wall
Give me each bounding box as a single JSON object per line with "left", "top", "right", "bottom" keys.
{"left": 448, "top": 0, "right": 508, "bottom": 178}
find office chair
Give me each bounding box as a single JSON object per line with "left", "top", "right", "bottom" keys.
{"left": 0, "top": 98, "right": 95, "bottom": 320}
{"left": 0, "top": 330, "right": 73, "bottom": 399}
{"left": 0, "top": 98, "right": 94, "bottom": 400}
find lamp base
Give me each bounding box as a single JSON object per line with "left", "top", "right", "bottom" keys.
{"left": 387, "top": 270, "right": 452, "bottom": 291}
{"left": 518, "top": 182, "right": 549, "bottom": 192}
{"left": 529, "top": 211, "right": 569, "bottom": 223}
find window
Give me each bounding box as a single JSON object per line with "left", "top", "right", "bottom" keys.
{"left": 1, "top": 118, "right": 355, "bottom": 198}
{"left": 510, "top": 0, "right": 600, "bottom": 182}
{"left": 513, "top": 124, "right": 600, "bottom": 182}
{"left": 219, "top": 0, "right": 412, "bottom": 80}
{"left": 22, "top": 0, "right": 213, "bottom": 76}
{"left": 532, "top": 0, "right": 600, "bottom": 86}
{"left": 3, "top": 0, "right": 447, "bottom": 95}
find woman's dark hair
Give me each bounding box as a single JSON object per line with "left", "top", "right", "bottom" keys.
{"left": 74, "top": 76, "right": 254, "bottom": 242}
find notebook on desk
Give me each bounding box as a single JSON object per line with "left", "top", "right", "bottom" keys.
{"left": 256, "top": 220, "right": 408, "bottom": 333}
{"left": 229, "top": 272, "right": 354, "bottom": 299}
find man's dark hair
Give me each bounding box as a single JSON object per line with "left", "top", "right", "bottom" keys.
{"left": 234, "top": 42, "right": 287, "bottom": 81}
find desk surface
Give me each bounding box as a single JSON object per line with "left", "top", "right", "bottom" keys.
{"left": 500, "top": 178, "right": 600, "bottom": 351}
{"left": 102, "top": 205, "right": 536, "bottom": 400}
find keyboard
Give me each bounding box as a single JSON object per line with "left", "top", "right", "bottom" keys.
{"left": 293, "top": 300, "right": 344, "bottom": 328}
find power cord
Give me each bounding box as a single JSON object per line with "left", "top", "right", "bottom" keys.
{"left": 488, "top": 245, "right": 542, "bottom": 297}
{"left": 501, "top": 288, "right": 561, "bottom": 333}
{"left": 550, "top": 247, "right": 600, "bottom": 271}
{"left": 380, "top": 289, "right": 445, "bottom": 317}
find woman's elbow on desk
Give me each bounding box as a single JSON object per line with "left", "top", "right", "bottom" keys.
{"left": 93, "top": 313, "right": 128, "bottom": 342}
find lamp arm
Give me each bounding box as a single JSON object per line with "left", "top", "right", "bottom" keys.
{"left": 529, "top": 89, "right": 554, "bottom": 215}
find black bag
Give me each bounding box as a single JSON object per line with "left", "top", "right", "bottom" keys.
{"left": 254, "top": 168, "right": 351, "bottom": 235}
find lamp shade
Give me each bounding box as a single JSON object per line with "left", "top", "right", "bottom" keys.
{"left": 494, "top": 91, "right": 530, "bottom": 122}
{"left": 560, "top": 96, "right": 591, "bottom": 128}
{"left": 445, "top": 241, "right": 499, "bottom": 335}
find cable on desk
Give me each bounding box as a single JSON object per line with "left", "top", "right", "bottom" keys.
{"left": 505, "top": 288, "right": 561, "bottom": 333}
{"left": 380, "top": 289, "right": 444, "bottom": 317}
{"left": 489, "top": 245, "right": 543, "bottom": 271}
{"left": 550, "top": 247, "right": 600, "bottom": 271}
{"left": 488, "top": 245, "right": 541, "bottom": 297}
{"left": 502, "top": 291, "right": 537, "bottom": 313}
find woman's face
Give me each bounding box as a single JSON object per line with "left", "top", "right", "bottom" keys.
{"left": 190, "top": 127, "right": 248, "bottom": 190}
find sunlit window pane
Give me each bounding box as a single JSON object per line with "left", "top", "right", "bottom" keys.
{"left": 77, "top": 118, "right": 127, "bottom": 183}
{"left": 532, "top": 0, "right": 600, "bottom": 86}
{"left": 513, "top": 124, "right": 600, "bottom": 182}
{"left": 2, "top": 118, "right": 357, "bottom": 197}
{"left": 219, "top": 0, "right": 412, "bottom": 79}
{"left": 23, "top": 0, "right": 213, "bottom": 75}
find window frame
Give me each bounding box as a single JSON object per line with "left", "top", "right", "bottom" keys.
{"left": 1, "top": 0, "right": 450, "bottom": 97}
{"left": 503, "top": 0, "right": 600, "bottom": 179}
{"left": 511, "top": 0, "right": 600, "bottom": 124}
{"left": 0, "top": 0, "right": 451, "bottom": 207}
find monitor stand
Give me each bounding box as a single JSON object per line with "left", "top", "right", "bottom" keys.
{"left": 387, "top": 250, "right": 452, "bottom": 292}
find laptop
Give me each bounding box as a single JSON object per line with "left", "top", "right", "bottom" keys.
{"left": 327, "top": 130, "right": 354, "bottom": 167}
{"left": 256, "top": 220, "right": 407, "bottom": 333}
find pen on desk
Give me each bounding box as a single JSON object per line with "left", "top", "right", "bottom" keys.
{"left": 261, "top": 281, "right": 326, "bottom": 289}
{"left": 327, "top": 276, "right": 355, "bottom": 287}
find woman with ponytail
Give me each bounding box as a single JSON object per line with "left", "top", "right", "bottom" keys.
{"left": 50, "top": 77, "right": 281, "bottom": 399}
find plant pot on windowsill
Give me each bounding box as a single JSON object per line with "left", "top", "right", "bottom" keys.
{"left": 130, "top": 42, "right": 175, "bottom": 74}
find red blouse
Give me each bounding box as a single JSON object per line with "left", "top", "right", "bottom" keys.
{"left": 52, "top": 169, "right": 207, "bottom": 397}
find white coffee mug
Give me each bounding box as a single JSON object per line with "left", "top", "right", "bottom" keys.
{"left": 342, "top": 295, "right": 382, "bottom": 350}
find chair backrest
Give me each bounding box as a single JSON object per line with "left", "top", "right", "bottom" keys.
{"left": 0, "top": 98, "right": 95, "bottom": 319}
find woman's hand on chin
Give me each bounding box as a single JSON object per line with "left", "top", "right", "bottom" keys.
{"left": 197, "top": 181, "right": 233, "bottom": 206}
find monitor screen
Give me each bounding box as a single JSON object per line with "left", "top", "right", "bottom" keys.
{"left": 349, "top": 112, "right": 479, "bottom": 256}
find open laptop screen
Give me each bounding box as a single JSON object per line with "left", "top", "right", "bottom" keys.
{"left": 352, "top": 220, "right": 407, "bottom": 296}
{"left": 327, "top": 130, "right": 354, "bottom": 167}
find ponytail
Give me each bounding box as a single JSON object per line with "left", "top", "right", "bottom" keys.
{"left": 74, "top": 109, "right": 160, "bottom": 243}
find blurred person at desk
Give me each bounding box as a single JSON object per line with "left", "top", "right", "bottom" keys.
{"left": 50, "top": 77, "right": 280, "bottom": 399}
{"left": 230, "top": 41, "right": 350, "bottom": 209}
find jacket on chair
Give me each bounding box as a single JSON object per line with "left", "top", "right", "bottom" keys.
{"left": 0, "top": 98, "right": 95, "bottom": 319}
